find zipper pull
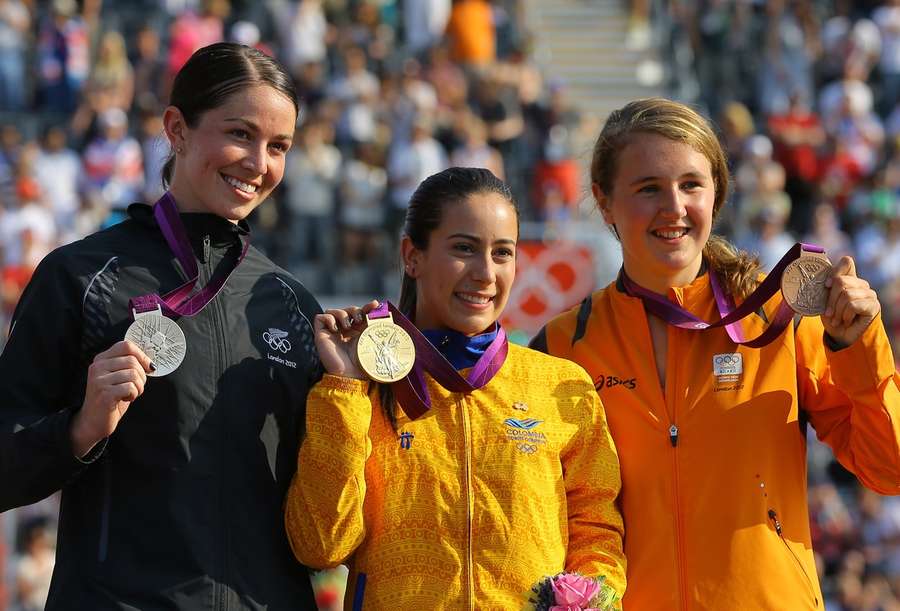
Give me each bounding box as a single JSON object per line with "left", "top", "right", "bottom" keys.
{"left": 669, "top": 424, "right": 679, "bottom": 447}
{"left": 203, "top": 235, "right": 211, "bottom": 263}
{"left": 768, "top": 509, "right": 783, "bottom": 535}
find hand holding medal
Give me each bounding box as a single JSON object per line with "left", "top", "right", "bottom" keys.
{"left": 70, "top": 340, "right": 154, "bottom": 458}
{"left": 314, "top": 300, "right": 385, "bottom": 380}
{"left": 820, "top": 256, "right": 881, "bottom": 347}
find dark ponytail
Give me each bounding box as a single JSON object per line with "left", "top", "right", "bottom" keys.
{"left": 378, "top": 167, "right": 517, "bottom": 428}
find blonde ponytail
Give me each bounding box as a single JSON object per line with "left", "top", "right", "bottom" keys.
{"left": 703, "top": 235, "right": 762, "bottom": 300}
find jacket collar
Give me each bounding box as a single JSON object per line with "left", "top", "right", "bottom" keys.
{"left": 127, "top": 203, "right": 250, "bottom": 247}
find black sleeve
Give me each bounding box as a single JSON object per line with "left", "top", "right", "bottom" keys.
{"left": 528, "top": 326, "right": 549, "bottom": 354}
{"left": 0, "top": 250, "right": 100, "bottom": 512}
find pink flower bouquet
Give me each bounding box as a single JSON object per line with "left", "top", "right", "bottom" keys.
{"left": 527, "top": 572, "right": 619, "bottom": 611}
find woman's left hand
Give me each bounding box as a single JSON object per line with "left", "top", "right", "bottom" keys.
{"left": 821, "top": 256, "right": 881, "bottom": 347}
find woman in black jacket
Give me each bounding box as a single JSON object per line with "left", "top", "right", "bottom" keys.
{"left": 0, "top": 43, "right": 322, "bottom": 610}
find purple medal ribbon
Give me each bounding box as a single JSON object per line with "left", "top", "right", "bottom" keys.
{"left": 368, "top": 301, "right": 508, "bottom": 420}
{"left": 129, "top": 192, "right": 249, "bottom": 317}
{"left": 621, "top": 242, "right": 825, "bottom": 348}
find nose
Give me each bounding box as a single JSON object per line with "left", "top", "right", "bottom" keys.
{"left": 241, "top": 142, "right": 268, "bottom": 175}
{"left": 470, "top": 252, "right": 497, "bottom": 284}
{"left": 658, "top": 184, "right": 687, "bottom": 219}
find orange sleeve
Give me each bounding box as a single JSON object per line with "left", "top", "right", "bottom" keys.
{"left": 797, "top": 314, "right": 900, "bottom": 494}
{"left": 284, "top": 374, "right": 372, "bottom": 568}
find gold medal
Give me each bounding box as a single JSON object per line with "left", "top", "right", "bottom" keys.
{"left": 781, "top": 251, "right": 832, "bottom": 316}
{"left": 356, "top": 312, "right": 415, "bottom": 383}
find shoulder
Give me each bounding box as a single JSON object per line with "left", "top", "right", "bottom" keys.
{"left": 505, "top": 343, "right": 593, "bottom": 387}
{"left": 243, "top": 247, "right": 323, "bottom": 317}
{"left": 530, "top": 284, "right": 615, "bottom": 355}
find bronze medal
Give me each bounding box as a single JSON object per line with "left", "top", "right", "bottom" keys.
{"left": 356, "top": 312, "right": 415, "bottom": 383}
{"left": 780, "top": 251, "right": 832, "bottom": 316}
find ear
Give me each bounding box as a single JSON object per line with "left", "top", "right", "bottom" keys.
{"left": 400, "top": 235, "right": 422, "bottom": 278}
{"left": 162, "top": 105, "right": 187, "bottom": 152}
{"left": 592, "top": 183, "right": 615, "bottom": 226}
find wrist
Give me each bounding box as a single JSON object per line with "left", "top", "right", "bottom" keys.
{"left": 69, "top": 410, "right": 101, "bottom": 459}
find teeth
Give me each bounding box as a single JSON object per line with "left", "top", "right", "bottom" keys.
{"left": 223, "top": 175, "right": 257, "bottom": 193}
{"left": 655, "top": 229, "right": 688, "bottom": 239}
{"left": 458, "top": 293, "right": 490, "bottom": 304}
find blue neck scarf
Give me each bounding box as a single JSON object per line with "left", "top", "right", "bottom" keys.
{"left": 422, "top": 325, "right": 499, "bottom": 371}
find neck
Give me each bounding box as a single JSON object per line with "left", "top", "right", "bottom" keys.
{"left": 166, "top": 182, "right": 239, "bottom": 224}
{"left": 623, "top": 257, "right": 703, "bottom": 295}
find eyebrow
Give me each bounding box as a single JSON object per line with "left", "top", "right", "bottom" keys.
{"left": 628, "top": 171, "right": 707, "bottom": 186}
{"left": 447, "top": 232, "right": 517, "bottom": 245}
{"left": 224, "top": 117, "right": 293, "bottom": 141}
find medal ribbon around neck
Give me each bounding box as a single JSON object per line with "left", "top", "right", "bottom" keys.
{"left": 621, "top": 242, "right": 827, "bottom": 348}
{"left": 366, "top": 301, "right": 508, "bottom": 420}
{"left": 129, "top": 192, "right": 250, "bottom": 317}
{"left": 125, "top": 192, "right": 250, "bottom": 377}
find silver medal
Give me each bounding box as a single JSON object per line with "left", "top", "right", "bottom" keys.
{"left": 124, "top": 306, "right": 187, "bottom": 377}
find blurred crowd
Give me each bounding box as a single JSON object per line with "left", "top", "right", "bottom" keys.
{"left": 0, "top": 0, "right": 900, "bottom": 609}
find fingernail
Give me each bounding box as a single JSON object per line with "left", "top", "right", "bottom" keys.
{"left": 824, "top": 308, "right": 832, "bottom": 317}
{"left": 825, "top": 278, "right": 832, "bottom": 287}
{"left": 149, "top": 362, "right": 157, "bottom": 372}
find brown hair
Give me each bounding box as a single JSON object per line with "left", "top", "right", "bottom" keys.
{"left": 590, "top": 97, "right": 761, "bottom": 299}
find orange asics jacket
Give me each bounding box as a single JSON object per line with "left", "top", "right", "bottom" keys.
{"left": 285, "top": 344, "right": 625, "bottom": 610}
{"left": 531, "top": 272, "right": 900, "bottom": 610}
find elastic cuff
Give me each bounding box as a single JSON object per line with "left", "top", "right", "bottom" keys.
{"left": 63, "top": 408, "right": 107, "bottom": 466}
{"left": 317, "top": 374, "right": 371, "bottom": 395}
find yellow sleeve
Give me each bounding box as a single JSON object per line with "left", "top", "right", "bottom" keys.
{"left": 284, "top": 374, "right": 372, "bottom": 568}
{"left": 798, "top": 314, "right": 900, "bottom": 494}
{"left": 562, "top": 385, "right": 627, "bottom": 600}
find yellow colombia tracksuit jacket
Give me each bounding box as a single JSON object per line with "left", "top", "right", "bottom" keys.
{"left": 533, "top": 272, "right": 900, "bottom": 611}
{"left": 285, "top": 343, "right": 626, "bottom": 610}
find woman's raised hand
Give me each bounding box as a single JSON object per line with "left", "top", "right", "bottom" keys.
{"left": 314, "top": 300, "right": 381, "bottom": 379}
{"left": 822, "top": 256, "right": 881, "bottom": 347}
{"left": 70, "top": 340, "right": 154, "bottom": 458}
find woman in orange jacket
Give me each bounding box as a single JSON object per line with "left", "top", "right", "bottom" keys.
{"left": 285, "top": 167, "right": 626, "bottom": 609}
{"left": 531, "top": 98, "right": 900, "bottom": 610}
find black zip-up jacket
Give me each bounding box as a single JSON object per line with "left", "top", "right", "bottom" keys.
{"left": 0, "top": 204, "right": 322, "bottom": 610}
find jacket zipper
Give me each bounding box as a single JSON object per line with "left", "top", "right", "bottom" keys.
{"left": 206, "top": 235, "right": 229, "bottom": 611}
{"left": 666, "top": 325, "right": 688, "bottom": 611}
{"left": 460, "top": 397, "right": 475, "bottom": 610}
{"left": 768, "top": 510, "right": 820, "bottom": 608}
{"left": 97, "top": 453, "right": 112, "bottom": 562}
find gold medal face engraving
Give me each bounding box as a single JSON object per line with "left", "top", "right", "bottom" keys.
{"left": 781, "top": 252, "right": 832, "bottom": 316}
{"left": 125, "top": 307, "right": 187, "bottom": 377}
{"left": 356, "top": 313, "right": 415, "bottom": 383}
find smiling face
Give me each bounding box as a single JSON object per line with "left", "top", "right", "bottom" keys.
{"left": 595, "top": 131, "right": 716, "bottom": 293}
{"left": 164, "top": 84, "right": 296, "bottom": 222}
{"left": 403, "top": 191, "right": 518, "bottom": 336}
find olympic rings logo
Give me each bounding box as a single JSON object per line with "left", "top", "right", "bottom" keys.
{"left": 516, "top": 443, "right": 538, "bottom": 455}
{"left": 714, "top": 354, "right": 738, "bottom": 365}
{"left": 263, "top": 330, "right": 292, "bottom": 353}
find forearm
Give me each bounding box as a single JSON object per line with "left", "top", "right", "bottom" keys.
{"left": 0, "top": 407, "right": 102, "bottom": 511}
{"left": 285, "top": 375, "right": 372, "bottom": 568}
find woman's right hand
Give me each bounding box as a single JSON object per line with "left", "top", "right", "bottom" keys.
{"left": 314, "top": 300, "right": 380, "bottom": 380}
{"left": 70, "top": 340, "right": 154, "bottom": 458}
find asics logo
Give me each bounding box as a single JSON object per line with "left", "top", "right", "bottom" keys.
{"left": 263, "top": 328, "right": 292, "bottom": 353}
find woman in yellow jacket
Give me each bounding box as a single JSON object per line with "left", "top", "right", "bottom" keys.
{"left": 285, "top": 167, "right": 626, "bottom": 610}
{"left": 531, "top": 98, "right": 900, "bottom": 610}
